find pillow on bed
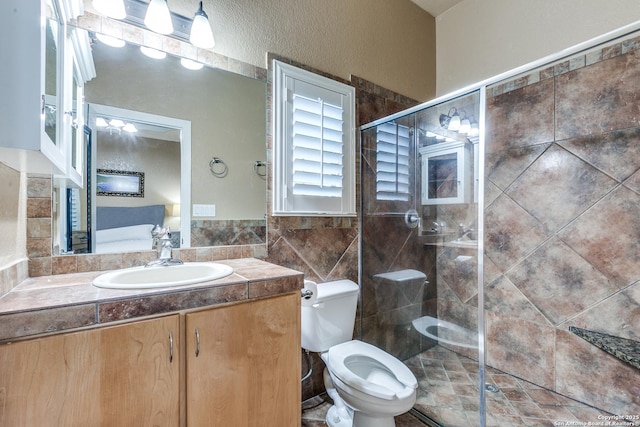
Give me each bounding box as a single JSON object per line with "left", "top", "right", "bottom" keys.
{"left": 96, "top": 224, "right": 155, "bottom": 244}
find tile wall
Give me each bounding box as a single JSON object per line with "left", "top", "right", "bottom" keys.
{"left": 442, "top": 32, "right": 640, "bottom": 415}
{"left": 264, "top": 54, "right": 420, "bottom": 400}
{"left": 359, "top": 128, "right": 439, "bottom": 361}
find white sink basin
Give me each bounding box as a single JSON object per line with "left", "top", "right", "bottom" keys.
{"left": 445, "top": 239, "right": 478, "bottom": 248}
{"left": 93, "top": 262, "right": 234, "bottom": 290}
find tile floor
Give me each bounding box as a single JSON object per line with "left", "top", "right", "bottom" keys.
{"left": 302, "top": 345, "right": 635, "bottom": 427}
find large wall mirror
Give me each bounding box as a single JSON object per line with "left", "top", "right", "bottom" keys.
{"left": 54, "top": 24, "right": 267, "bottom": 255}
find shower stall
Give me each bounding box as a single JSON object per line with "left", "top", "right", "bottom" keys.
{"left": 358, "top": 22, "right": 640, "bottom": 427}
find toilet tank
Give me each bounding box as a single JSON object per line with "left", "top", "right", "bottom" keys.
{"left": 301, "top": 279, "right": 359, "bottom": 352}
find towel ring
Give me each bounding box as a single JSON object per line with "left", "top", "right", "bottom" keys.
{"left": 254, "top": 161, "right": 266, "bottom": 178}
{"left": 209, "top": 157, "right": 228, "bottom": 177}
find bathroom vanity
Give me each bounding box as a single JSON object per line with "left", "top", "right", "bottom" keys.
{"left": 0, "top": 258, "right": 302, "bottom": 427}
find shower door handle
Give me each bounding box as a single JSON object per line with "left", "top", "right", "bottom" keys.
{"left": 404, "top": 209, "right": 421, "bottom": 229}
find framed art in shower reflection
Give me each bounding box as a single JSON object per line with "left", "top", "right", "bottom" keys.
{"left": 96, "top": 169, "right": 145, "bottom": 197}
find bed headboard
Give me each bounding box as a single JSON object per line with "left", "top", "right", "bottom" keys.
{"left": 96, "top": 205, "right": 165, "bottom": 231}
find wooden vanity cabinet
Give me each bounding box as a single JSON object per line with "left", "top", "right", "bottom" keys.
{"left": 0, "top": 293, "right": 301, "bottom": 427}
{"left": 185, "top": 292, "right": 301, "bottom": 427}
{"left": 0, "top": 315, "right": 181, "bottom": 427}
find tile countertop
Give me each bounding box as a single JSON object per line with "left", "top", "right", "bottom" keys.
{"left": 0, "top": 258, "right": 304, "bottom": 342}
{"left": 569, "top": 326, "right": 640, "bottom": 370}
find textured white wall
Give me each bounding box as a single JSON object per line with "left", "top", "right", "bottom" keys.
{"left": 101, "top": 0, "right": 437, "bottom": 101}
{"left": 436, "top": 0, "right": 640, "bottom": 95}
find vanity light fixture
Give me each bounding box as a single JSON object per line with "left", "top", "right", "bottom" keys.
{"left": 95, "top": 33, "right": 126, "bottom": 48}
{"left": 108, "top": 119, "right": 126, "bottom": 128}
{"left": 458, "top": 112, "right": 471, "bottom": 134}
{"left": 467, "top": 117, "right": 480, "bottom": 137}
{"left": 189, "top": 1, "right": 215, "bottom": 49}
{"left": 447, "top": 110, "right": 461, "bottom": 131}
{"left": 122, "top": 123, "right": 138, "bottom": 133}
{"left": 97, "top": 117, "right": 138, "bottom": 134}
{"left": 144, "top": 0, "right": 174, "bottom": 35}
{"left": 93, "top": 0, "right": 216, "bottom": 51}
{"left": 439, "top": 108, "right": 458, "bottom": 130}
{"left": 140, "top": 45, "right": 167, "bottom": 59}
{"left": 180, "top": 58, "right": 204, "bottom": 70}
{"left": 92, "top": 0, "right": 126, "bottom": 19}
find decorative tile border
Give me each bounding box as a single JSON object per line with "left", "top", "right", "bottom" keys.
{"left": 488, "top": 32, "right": 640, "bottom": 98}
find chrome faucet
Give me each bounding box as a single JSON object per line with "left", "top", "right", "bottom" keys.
{"left": 457, "top": 224, "right": 476, "bottom": 240}
{"left": 147, "top": 226, "right": 183, "bottom": 267}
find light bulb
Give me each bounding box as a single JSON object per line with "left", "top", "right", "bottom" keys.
{"left": 189, "top": 1, "right": 215, "bottom": 49}
{"left": 144, "top": 0, "right": 174, "bottom": 35}
{"left": 108, "top": 119, "right": 125, "bottom": 128}
{"left": 95, "top": 117, "right": 108, "bottom": 127}
{"left": 92, "top": 0, "right": 126, "bottom": 19}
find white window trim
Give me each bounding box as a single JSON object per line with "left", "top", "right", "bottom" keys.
{"left": 272, "top": 60, "right": 356, "bottom": 216}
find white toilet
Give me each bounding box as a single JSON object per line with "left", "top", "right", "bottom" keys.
{"left": 301, "top": 279, "right": 418, "bottom": 427}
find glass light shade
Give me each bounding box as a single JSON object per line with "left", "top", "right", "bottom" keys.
{"left": 95, "top": 117, "right": 108, "bottom": 127}
{"left": 189, "top": 2, "right": 215, "bottom": 49}
{"left": 180, "top": 58, "right": 204, "bottom": 70}
{"left": 122, "top": 123, "right": 138, "bottom": 133}
{"left": 92, "top": 0, "right": 126, "bottom": 19}
{"left": 140, "top": 46, "right": 167, "bottom": 59}
{"left": 459, "top": 118, "right": 471, "bottom": 134}
{"left": 144, "top": 0, "right": 174, "bottom": 35}
{"left": 108, "top": 119, "right": 125, "bottom": 128}
{"left": 468, "top": 122, "right": 480, "bottom": 137}
{"left": 96, "top": 33, "right": 126, "bottom": 48}
{"left": 447, "top": 114, "right": 461, "bottom": 131}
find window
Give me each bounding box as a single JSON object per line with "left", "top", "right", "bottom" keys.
{"left": 273, "top": 60, "right": 356, "bottom": 216}
{"left": 376, "top": 122, "right": 410, "bottom": 201}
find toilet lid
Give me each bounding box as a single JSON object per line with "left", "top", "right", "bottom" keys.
{"left": 327, "top": 340, "right": 417, "bottom": 401}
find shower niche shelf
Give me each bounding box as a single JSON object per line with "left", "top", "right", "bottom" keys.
{"left": 569, "top": 326, "right": 640, "bottom": 370}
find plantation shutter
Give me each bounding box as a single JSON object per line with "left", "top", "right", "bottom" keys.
{"left": 376, "top": 122, "right": 410, "bottom": 201}
{"left": 69, "top": 188, "right": 81, "bottom": 231}
{"left": 291, "top": 94, "right": 344, "bottom": 198}
{"left": 273, "top": 60, "right": 355, "bottom": 216}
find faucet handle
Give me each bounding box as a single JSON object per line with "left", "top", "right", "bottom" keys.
{"left": 151, "top": 224, "right": 166, "bottom": 237}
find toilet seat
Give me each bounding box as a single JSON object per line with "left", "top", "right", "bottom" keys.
{"left": 327, "top": 340, "right": 417, "bottom": 401}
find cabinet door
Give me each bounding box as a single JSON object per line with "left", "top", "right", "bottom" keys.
{"left": 0, "top": 315, "right": 180, "bottom": 427}
{"left": 0, "top": 324, "right": 100, "bottom": 426}
{"left": 186, "top": 293, "right": 301, "bottom": 427}
{"left": 98, "top": 315, "right": 181, "bottom": 426}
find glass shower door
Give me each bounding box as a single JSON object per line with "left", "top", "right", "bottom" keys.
{"left": 359, "top": 89, "right": 485, "bottom": 427}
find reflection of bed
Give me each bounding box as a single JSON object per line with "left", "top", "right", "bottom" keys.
{"left": 95, "top": 205, "right": 165, "bottom": 253}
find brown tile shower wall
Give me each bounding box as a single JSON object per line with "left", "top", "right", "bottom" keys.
{"left": 264, "top": 54, "right": 421, "bottom": 401}
{"left": 359, "top": 130, "right": 438, "bottom": 362}
{"left": 479, "top": 35, "right": 640, "bottom": 415}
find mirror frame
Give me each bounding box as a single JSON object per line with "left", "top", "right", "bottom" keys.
{"left": 87, "top": 103, "right": 192, "bottom": 250}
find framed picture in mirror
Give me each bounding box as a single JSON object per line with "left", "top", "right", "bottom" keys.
{"left": 96, "top": 169, "right": 145, "bottom": 197}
